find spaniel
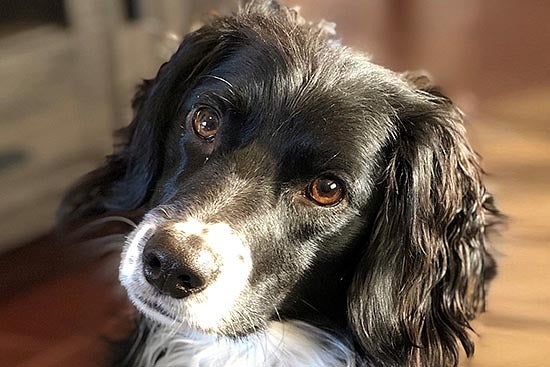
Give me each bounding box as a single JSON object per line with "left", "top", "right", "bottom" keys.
{"left": 59, "top": 1, "right": 500, "bottom": 366}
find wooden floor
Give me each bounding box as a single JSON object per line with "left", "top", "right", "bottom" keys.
{"left": 0, "top": 1, "right": 549, "bottom": 366}
{"left": 462, "top": 92, "right": 550, "bottom": 366}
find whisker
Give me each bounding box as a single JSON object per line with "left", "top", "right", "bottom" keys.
{"left": 158, "top": 206, "right": 171, "bottom": 219}
{"left": 67, "top": 215, "right": 137, "bottom": 239}
{"left": 273, "top": 305, "right": 282, "bottom": 323}
{"left": 299, "top": 297, "right": 322, "bottom": 314}
{"left": 201, "top": 74, "right": 235, "bottom": 90}
{"left": 86, "top": 215, "right": 137, "bottom": 229}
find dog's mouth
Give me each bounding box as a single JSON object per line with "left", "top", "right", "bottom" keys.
{"left": 119, "top": 215, "right": 254, "bottom": 334}
{"left": 132, "top": 293, "right": 179, "bottom": 322}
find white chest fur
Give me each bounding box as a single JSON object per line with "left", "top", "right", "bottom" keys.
{"left": 136, "top": 320, "right": 357, "bottom": 367}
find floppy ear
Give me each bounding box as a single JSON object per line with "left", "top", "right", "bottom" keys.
{"left": 57, "top": 22, "right": 238, "bottom": 223}
{"left": 348, "top": 72, "right": 500, "bottom": 366}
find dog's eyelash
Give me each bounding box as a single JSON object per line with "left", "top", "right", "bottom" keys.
{"left": 209, "top": 93, "right": 235, "bottom": 108}
{"left": 199, "top": 75, "right": 236, "bottom": 94}
{"left": 192, "top": 90, "right": 236, "bottom": 111}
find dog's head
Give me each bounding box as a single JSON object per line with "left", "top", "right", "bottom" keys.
{"left": 59, "top": 1, "right": 498, "bottom": 366}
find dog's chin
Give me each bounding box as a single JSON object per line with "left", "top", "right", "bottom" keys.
{"left": 127, "top": 290, "right": 182, "bottom": 326}
{"left": 126, "top": 285, "right": 266, "bottom": 340}
{"left": 123, "top": 282, "right": 238, "bottom": 337}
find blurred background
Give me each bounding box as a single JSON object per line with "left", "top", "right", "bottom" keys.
{"left": 0, "top": 0, "right": 548, "bottom": 366}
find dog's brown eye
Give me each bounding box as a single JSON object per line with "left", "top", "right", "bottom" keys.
{"left": 308, "top": 176, "right": 345, "bottom": 206}
{"left": 192, "top": 107, "right": 219, "bottom": 140}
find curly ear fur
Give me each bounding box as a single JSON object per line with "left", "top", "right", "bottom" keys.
{"left": 347, "top": 72, "right": 499, "bottom": 366}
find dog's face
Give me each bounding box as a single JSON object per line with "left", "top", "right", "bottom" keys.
{"left": 119, "top": 24, "right": 392, "bottom": 335}
{"left": 60, "top": 2, "right": 498, "bottom": 366}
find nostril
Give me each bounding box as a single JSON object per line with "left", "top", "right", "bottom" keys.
{"left": 175, "top": 273, "right": 204, "bottom": 291}
{"left": 144, "top": 252, "right": 163, "bottom": 280}
{"left": 141, "top": 233, "right": 219, "bottom": 299}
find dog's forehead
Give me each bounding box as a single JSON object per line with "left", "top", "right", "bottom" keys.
{"left": 204, "top": 41, "right": 395, "bottom": 146}
{"left": 176, "top": 28, "right": 401, "bottom": 191}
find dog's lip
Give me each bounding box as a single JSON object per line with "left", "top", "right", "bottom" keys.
{"left": 133, "top": 293, "right": 212, "bottom": 335}
{"left": 134, "top": 293, "right": 176, "bottom": 319}
{"left": 133, "top": 289, "right": 261, "bottom": 337}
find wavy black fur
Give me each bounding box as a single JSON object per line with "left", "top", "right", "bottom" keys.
{"left": 59, "top": 2, "right": 500, "bottom": 366}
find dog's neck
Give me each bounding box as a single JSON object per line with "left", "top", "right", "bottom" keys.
{"left": 135, "top": 320, "right": 357, "bottom": 367}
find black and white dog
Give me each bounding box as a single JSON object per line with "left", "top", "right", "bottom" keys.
{"left": 59, "top": 1, "right": 500, "bottom": 366}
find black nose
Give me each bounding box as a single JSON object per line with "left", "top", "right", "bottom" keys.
{"left": 142, "top": 232, "right": 219, "bottom": 299}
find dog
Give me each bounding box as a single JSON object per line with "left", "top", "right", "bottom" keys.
{"left": 58, "top": 1, "right": 500, "bottom": 366}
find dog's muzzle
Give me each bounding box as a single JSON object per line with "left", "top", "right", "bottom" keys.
{"left": 142, "top": 228, "right": 220, "bottom": 299}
